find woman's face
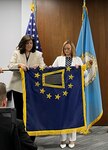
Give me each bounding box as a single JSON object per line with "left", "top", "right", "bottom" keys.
{"left": 63, "top": 43, "right": 72, "bottom": 57}
{"left": 25, "top": 40, "right": 33, "bottom": 52}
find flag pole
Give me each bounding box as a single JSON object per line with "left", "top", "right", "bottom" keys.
{"left": 34, "top": 0, "right": 37, "bottom": 29}
{"left": 83, "top": 0, "right": 86, "bottom": 7}
{"left": 81, "top": 0, "right": 88, "bottom": 62}
{"left": 2, "top": 68, "right": 19, "bottom": 71}
{"left": 31, "top": 0, "right": 38, "bottom": 30}
{"left": 30, "top": 2, "right": 35, "bottom": 12}
{"left": 26, "top": 0, "right": 42, "bottom": 52}
{"left": 32, "top": 0, "right": 36, "bottom": 16}
{"left": 81, "top": 0, "right": 86, "bottom": 61}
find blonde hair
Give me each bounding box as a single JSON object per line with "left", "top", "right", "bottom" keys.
{"left": 61, "top": 40, "right": 76, "bottom": 57}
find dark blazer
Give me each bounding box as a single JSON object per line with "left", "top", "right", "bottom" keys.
{"left": 0, "top": 114, "right": 16, "bottom": 150}
{"left": 16, "top": 119, "right": 37, "bottom": 150}
{"left": 0, "top": 115, "right": 37, "bottom": 150}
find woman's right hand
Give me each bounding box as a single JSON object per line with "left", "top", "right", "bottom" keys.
{"left": 18, "top": 63, "right": 29, "bottom": 71}
{"left": 0, "top": 67, "right": 3, "bottom": 73}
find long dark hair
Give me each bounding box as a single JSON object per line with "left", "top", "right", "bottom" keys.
{"left": 17, "top": 35, "right": 36, "bottom": 54}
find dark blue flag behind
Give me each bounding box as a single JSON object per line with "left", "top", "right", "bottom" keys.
{"left": 21, "top": 66, "right": 86, "bottom": 136}
{"left": 26, "top": 9, "right": 42, "bottom": 52}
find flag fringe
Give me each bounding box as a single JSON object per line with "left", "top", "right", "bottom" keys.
{"left": 78, "top": 111, "right": 103, "bottom": 135}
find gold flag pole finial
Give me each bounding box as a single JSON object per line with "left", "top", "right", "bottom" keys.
{"left": 30, "top": 3, "right": 35, "bottom": 12}
{"left": 83, "top": 0, "right": 86, "bottom": 7}
{"left": 81, "top": 0, "right": 86, "bottom": 59}
{"left": 82, "top": 0, "right": 88, "bottom": 21}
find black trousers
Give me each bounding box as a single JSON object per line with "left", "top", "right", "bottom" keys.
{"left": 12, "top": 90, "right": 35, "bottom": 142}
{"left": 12, "top": 91, "right": 23, "bottom": 120}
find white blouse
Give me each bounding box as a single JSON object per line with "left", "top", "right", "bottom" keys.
{"left": 52, "top": 56, "right": 83, "bottom": 67}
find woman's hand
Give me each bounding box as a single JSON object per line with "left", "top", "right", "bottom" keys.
{"left": 18, "top": 64, "right": 29, "bottom": 71}
{"left": 31, "top": 65, "right": 39, "bottom": 69}
{"left": 0, "top": 67, "right": 3, "bottom": 73}
{"left": 75, "top": 64, "right": 79, "bottom": 68}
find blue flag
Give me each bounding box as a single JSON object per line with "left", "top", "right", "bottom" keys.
{"left": 76, "top": 2, "right": 103, "bottom": 133}
{"left": 26, "top": 10, "right": 42, "bottom": 52}
{"left": 21, "top": 66, "right": 86, "bottom": 136}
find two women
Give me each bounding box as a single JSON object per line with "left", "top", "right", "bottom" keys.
{"left": 8, "top": 37, "right": 83, "bottom": 148}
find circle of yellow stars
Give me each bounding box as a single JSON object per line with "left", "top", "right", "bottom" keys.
{"left": 34, "top": 67, "right": 74, "bottom": 100}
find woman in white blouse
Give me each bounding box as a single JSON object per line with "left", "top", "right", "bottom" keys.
{"left": 8, "top": 35, "right": 46, "bottom": 120}
{"left": 52, "top": 40, "right": 83, "bottom": 149}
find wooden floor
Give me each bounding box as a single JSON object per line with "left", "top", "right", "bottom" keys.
{"left": 35, "top": 126, "right": 108, "bottom": 150}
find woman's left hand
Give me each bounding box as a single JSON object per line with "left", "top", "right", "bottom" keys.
{"left": 75, "top": 65, "right": 79, "bottom": 68}
{"left": 31, "top": 65, "right": 39, "bottom": 69}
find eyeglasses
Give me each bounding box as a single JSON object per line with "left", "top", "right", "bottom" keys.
{"left": 64, "top": 48, "right": 71, "bottom": 50}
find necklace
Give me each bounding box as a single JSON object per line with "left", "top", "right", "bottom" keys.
{"left": 25, "top": 52, "right": 30, "bottom": 62}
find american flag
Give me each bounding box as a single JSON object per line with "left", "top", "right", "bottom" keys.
{"left": 26, "top": 12, "right": 42, "bottom": 52}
